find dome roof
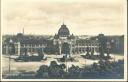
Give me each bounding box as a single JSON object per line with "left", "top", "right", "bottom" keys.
{"left": 58, "top": 24, "right": 70, "bottom": 36}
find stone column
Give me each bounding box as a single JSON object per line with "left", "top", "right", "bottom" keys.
{"left": 84, "top": 46, "right": 86, "bottom": 53}
{"left": 14, "top": 43, "right": 17, "bottom": 55}
{"left": 17, "top": 42, "right": 20, "bottom": 55}
{"left": 42, "top": 46, "right": 44, "bottom": 55}
{"left": 59, "top": 45, "right": 61, "bottom": 55}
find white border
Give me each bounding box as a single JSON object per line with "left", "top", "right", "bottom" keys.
{"left": 123, "top": 0, "right": 127, "bottom": 81}
{"left": 1, "top": 0, "right": 127, "bottom": 81}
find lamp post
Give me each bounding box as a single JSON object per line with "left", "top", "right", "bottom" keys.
{"left": 8, "top": 48, "right": 11, "bottom": 78}
{"left": 8, "top": 39, "right": 13, "bottom": 78}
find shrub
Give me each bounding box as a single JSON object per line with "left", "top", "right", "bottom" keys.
{"left": 35, "top": 59, "right": 124, "bottom": 79}
{"left": 36, "top": 65, "right": 49, "bottom": 78}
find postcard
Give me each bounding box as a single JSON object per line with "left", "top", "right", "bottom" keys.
{"left": 1, "top": 0, "right": 127, "bottom": 81}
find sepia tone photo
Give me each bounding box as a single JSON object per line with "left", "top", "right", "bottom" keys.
{"left": 1, "top": 0, "right": 127, "bottom": 81}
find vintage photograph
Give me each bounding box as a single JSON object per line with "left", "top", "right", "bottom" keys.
{"left": 1, "top": 0, "right": 127, "bottom": 81}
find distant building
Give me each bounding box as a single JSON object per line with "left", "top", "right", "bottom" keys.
{"left": 2, "top": 33, "right": 47, "bottom": 55}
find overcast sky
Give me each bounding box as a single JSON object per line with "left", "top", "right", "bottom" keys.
{"left": 1, "top": 0, "right": 126, "bottom": 35}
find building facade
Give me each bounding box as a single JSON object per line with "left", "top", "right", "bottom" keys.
{"left": 53, "top": 23, "right": 100, "bottom": 56}
{"left": 2, "top": 24, "right": 124, "bottom": 56}
{"left": 53, "top": 23, "right": 76, "bottom": 56}
{"left": 2, "top": 33, "right": 46, "bottom": 56}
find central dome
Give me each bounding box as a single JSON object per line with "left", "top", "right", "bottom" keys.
{"left": 58, "top": 24, "right": 70, "bottom": 36}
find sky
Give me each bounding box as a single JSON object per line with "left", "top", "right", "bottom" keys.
{"left": 1, "top": 0, "right": 126, "bottom": 35}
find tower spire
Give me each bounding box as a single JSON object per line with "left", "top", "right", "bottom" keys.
{"left": 23, "top": 28, "right": 24, "bottom": 34}
{"left": 63, "top": 17, "right": 64, "bottom": 25}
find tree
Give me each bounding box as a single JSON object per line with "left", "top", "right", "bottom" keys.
{"left": 48, "top": 61, "right": 66, "bottom": 78}
{"left": 35, "top": 60, "right": 124, "bottom": 79}
{"left": 50, "top": 61, "right": 58, "bottom": 67}
{"left": 68, "top": 65, "right": 81, "bottom": 78}
{"left": 36, "top": 65, "right": 49, "bottom": 78}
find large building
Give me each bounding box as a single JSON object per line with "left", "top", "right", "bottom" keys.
{"left": 53, "top": 23, "right": 100, "bottom": 56}
{"left": 53, "top": 23, "right": 76, "bottom": 56}
{"left": 2, "top": 24, "right": 124, "bottom": 56}
{"left": 2, "top": 33, "right": 47, "bottom": 55}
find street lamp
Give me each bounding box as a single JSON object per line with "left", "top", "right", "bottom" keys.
{"left": 8, "top": 38, "right": 14, "bottom": 78}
